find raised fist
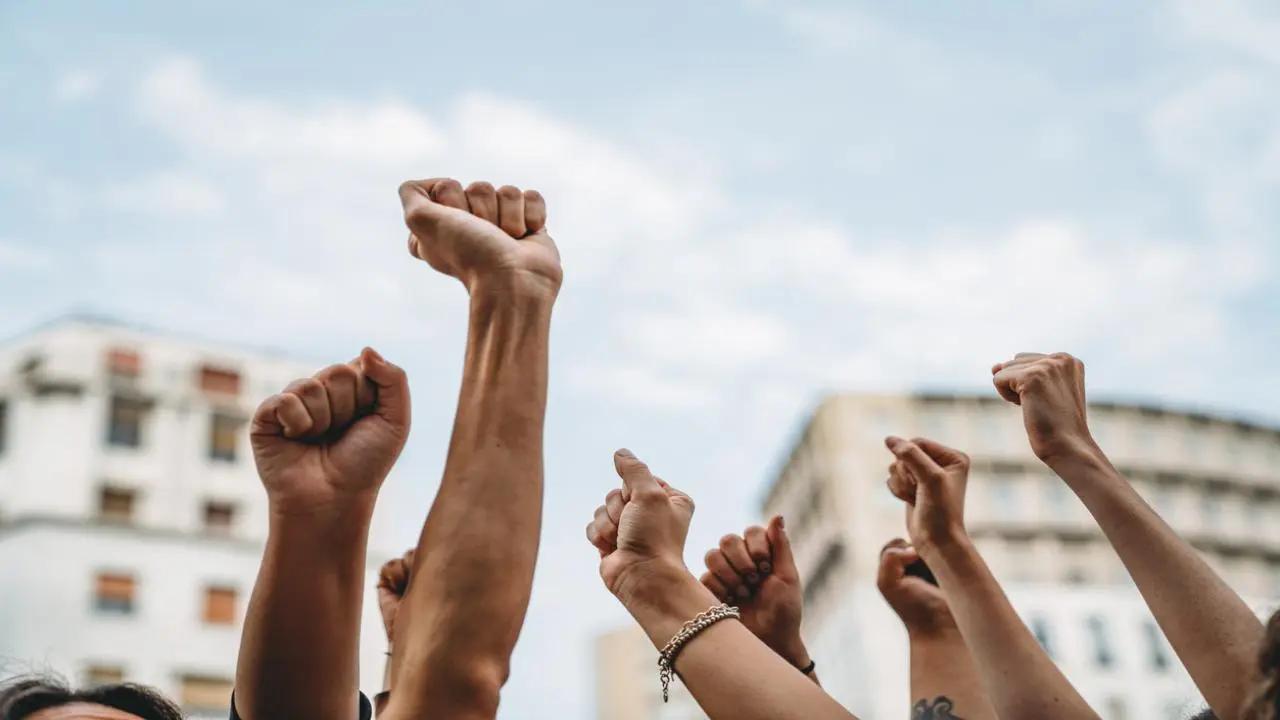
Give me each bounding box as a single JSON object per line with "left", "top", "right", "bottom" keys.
{"left": 585, "top": 450, "right": 696, "bottom": 604}
{"left": 377, "top": 549, "right": 415, "bottom": 642}
{"left": 398, "top": 177, "right": 562, "bottom": 295}
{"left": 991, "top": 352, "right": 1096, "bottom": 463}
{"left": 885, "top": 436, "right": 971, "bottom": 554}
{"left": 699, "top": 516, "right": 808, "bottom": 668}
{"left": 876, "top": 539, "right": 955, "bottom": 638}
{"left": 250, "top": 348, "right": 411, "bottom": 514}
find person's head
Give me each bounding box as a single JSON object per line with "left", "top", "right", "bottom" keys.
{"left": 0, "top": 676, "right": 183, "bottom": 720}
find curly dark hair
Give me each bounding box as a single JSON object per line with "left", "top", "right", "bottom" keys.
{"left": 1243, "top": 609, "right": 1280, "bottom": 720}
{"left": 0, "top": 675, "right": 184, "bottom": 720}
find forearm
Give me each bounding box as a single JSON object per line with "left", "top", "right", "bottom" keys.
{"left": 923, "top": 537, "right": 1098, "bottom": 720}
{"left": 388, "top": 279, "right": 553, "bottom": 713}
{"left": 234, "top": 500, "right": 375, "bottom": 720}
{"left": 623, "top": 572, "right": 854, "bottom": 720}
{"left": 1050, "top": 448, "right": 1263, "bottom": 718}
{"left": 908, "top": 629, "right": 996, "bottom": 720}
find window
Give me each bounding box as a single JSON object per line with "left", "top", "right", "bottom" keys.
{"left": 202, "top": 585, "right": 237, "bottom": 625}
{"left": 84, "top": 664, "right": 124, "bottom": 687}
{"left": 208, "top": 414, "right": 243, "bottom": 462}
{"left": 179, "top": 675, "right": 232, "bottom": 715}
{"left": 106, "top": 396, "right": 148, "bottom": 448}
{"left": 1143, "top": 620, "right": 1170, "bottom": 671}
{"left": 98, "top": 486, "right": 136, "bottom": 524}
{"left": 990, "top": 476, "right": 1017, "bottom": 510}
{"left": 199, "top": 366, "right": 241, "bottom": 396}
{"left": 803, "top": 540, "right": 845, "bottom": 606}
{"left": 1029, "top": 615, "right": 1055, "bottom": 659}
{"left": 106, "top": 348, "right": 141, "bottom": 377}
{"left": 94, "top": 573, "right": 136, "bottom": 615}
{"left": 1086, "top": 615, "right": 1115, "bottom": 669}
{"left": 203, "top": 501, "right": 236, "bottom": 534}
{"left": 0, "top": 399, "right": 7, "bottom": 456}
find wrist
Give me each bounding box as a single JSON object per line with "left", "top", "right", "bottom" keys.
{"left": 906, "top": 620, "right": 962, "bottom": 643}
{"left": 467, "top": 270, "right": 559, "bottom": 306}
{"left": 1037, "top": 433, "right": 1104, "bottom": 468}
{"left": 915, "top": 529, "right": 975, "bottom": 570}
{"left": 267, "top": 490, "right": 377, "bottom": 536}
{"left": 615, "top": 561, "right": 723, "bottom": 650}
{"left": 775, "top": 637, "right": 812, "bottom": 669}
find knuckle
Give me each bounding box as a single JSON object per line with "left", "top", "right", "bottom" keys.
{"left": 704, "top": 549, "right": 721, "bottom": 565}
{"left": 465, "top": 180, "right": 495, "bottom": 196}
{"left": 719, "top": 534, "right": 740, "bottom": 550}
{"left": 523, "top": 188, "right": 543, "bottom": 202}
{"left": 497, "top": 184, "right": 522, "bottom": 199}
{"left": 434, "top": 178, "right": 463, "bottom": 195}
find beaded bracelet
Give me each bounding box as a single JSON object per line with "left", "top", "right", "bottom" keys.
{"left": 657, "top": 603, "right": 741, "bottom": 701}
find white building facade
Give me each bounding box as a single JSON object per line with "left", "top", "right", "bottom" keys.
{"left": 597, "top": 392, "right": 1280, "bottom": 720}
{"left": 0, "top": 316, "right": 389, "bottom": 718}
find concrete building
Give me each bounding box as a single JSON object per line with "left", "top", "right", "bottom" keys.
{"left": 597, "top": 392, "right": 1280, "bottom": 720}
{"left": 0, "top": 316, "right": 389, "bottom": 718}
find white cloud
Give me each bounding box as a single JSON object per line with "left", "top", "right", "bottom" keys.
{"left": 0, "top": 240, "right": 50, "bottom": 271}
{"left": 53, "top": 69, "right": 101, "bottom": 103}
{"left": 101, "top": 170, "right": 227, "bottom": 216}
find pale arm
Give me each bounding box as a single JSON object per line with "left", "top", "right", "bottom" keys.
{"left": 923, "top": 537, "right": 1098, "bottom": 720}
{"left": 1049, "top": 448, "right": 1262, "bottom": 719}
{"left": 908, "top": 629, "right": 997, "bottom": 719}
{"left": 626, "top": 568, "right": 856, "bottom": 720}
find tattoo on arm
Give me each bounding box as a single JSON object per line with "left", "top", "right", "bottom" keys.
{"left": 912, "top": 696, "right": 964, "bottom": 720}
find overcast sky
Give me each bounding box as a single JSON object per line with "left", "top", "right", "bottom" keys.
{"left": 2, "top": 1, "right": 1278, "bottom": 717}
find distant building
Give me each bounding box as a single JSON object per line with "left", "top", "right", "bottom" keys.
{"left": 0, "top": 316, "right": 389, "bottom": 718}
{"left": 597, "top": 392, "right": 1280, "bottom": 720}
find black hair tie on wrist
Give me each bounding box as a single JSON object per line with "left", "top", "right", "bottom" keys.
{"left": 799, "top": 660, "right": 816, "bottom": 675}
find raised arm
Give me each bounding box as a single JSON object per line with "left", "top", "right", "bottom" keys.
{"left": 587, "top": 450, "right": 857, "bottom": 720}
{"left": 698, "top": 517, "right": 820, "bottom": 685}
{"left": 381, "top": 178, "right": 560, "bottom": 720}
{"left": 992, "top": 352, "right": 1264, "bottom": 719}
{"left": 885, "top": 436, "right": 1098, "bottom": 720}
{"left": 876, "top": 539, "right": 996, "bottom": 720}
{"left": 236, "top": 350, "right": 411, "bottom": 720}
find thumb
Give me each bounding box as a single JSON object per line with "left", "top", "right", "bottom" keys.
{"left": 359, "top": 348, "right": 411, "bottom": 429}
{"left": 614, "top": 449, "right": 662, "bottom": 501}
{"left": 398, "top": 179, "right": 454, "bottom": 238}
{"left": 766, "top": 515, "right": 799, "bottom": 582}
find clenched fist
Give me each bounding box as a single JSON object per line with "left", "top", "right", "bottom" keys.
{"left": 250, "top": 348, "right": 411, "bottom": 515}
{"left": 398, "top": 177, "right": 562, "bottom": 296}
{"left": 877, "top": 539, "right": 955, "bottom": 638}
{"left": 885, "top": 436, "right": 971, "bottom": 554}
{"left": 586, "top": 450, "right": 696, "bottom": 605}
{"left": 377, "top": 549, "right": 415, "bottom": 642}
{"left": 700, "top": 516, "right": 809, "bottom": 668}
{"left": 992, "top": 352, "right": 1097, "bottom": 463}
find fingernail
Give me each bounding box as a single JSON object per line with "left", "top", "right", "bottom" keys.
{"left": 885, "top": 435, "right": 901, "bottom": 448}
{"left": 759, "top": 561, "right": 772, "bottom": 574}
{"left": 777, "top": 515, "right": 786, "bottom": 530}
{"left": 615, "top": 448, "right": 634, "bottom": 458}
{"left": 364, "top": 347, "right": 385, "bottom": 365}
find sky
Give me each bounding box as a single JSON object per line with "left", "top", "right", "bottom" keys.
{"left": 1, "top": 1, "right": 1279, "bottom": 717}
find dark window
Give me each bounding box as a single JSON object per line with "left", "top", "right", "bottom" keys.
{"left": 209, "top": 414, "right": 243, "bottom": 462}
{"left": 0, "top": 400, "right": 7, "bottom": 456}
{"left": 107, "top": 396, "right": 148, "bottom": 448}
{"left": 199, "top": 366, "right": 241, "bottom": 396}
{"left": 1143, "top": 620, "right": 1170, "bottom": 671}
{"left": 202, "top": 585, "right": 237, "bottom": 625}
{"left": 98, "top": 486, "right": 136, "bottom": 524}
{"left": 803, "top": 540, "right": 845, "bottom": 606}
{"left": 203, "top": 501, "right": 236, "bottom": 534}
{"left": 1086, "top": 615, "right": 1114, "bottom": 669}
{"left": 1030, "top": 616, "right": 1055, "bottom": 659}
{"left": 94, "top": 572, "right": 136, "bottom": 615}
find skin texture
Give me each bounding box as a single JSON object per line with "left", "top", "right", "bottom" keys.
{"left": 27, "top": 706, "right": 144, "bottom": 720}
{"left": 380, "top": 177, "right": 560, "bottom": 720}
{"left": 877, "top": 539, "right": 996, "bottom": 720}
{"left": 698, "top": 517, "right": 819, "bottom": 685}
{"left": 885, "top": 435, "right": 1099, "bottom": 720}
{"left": 587, "top": 450, "right": 857, "bottom": 720}
{"left": 992, "top": 352, "right": 1265, "bottom": 720}
{"left": 235, "top": 350, "right": 411, "bottom": 720}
